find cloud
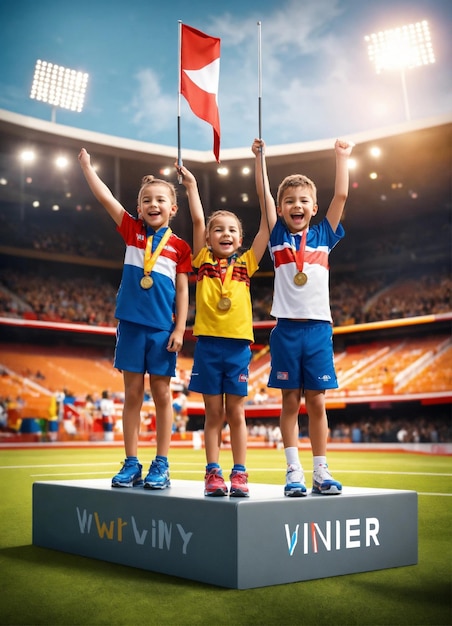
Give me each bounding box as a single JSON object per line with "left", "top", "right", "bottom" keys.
{"left": 202, "top": 0, "right": 352, "bottom": 145}
{"left": 128, "top": 68, "right": 175, "bottom": 141}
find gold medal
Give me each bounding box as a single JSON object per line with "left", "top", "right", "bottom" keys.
{"left": 294, "top": 271, "right": 308, "bottom": 286}
{"left": 140, "top": 275, "right": 153, "bottom": 289}
{"left": 217, "top": 297, "right": 232, "bottom": 311}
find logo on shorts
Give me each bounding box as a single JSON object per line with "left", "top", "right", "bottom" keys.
{"left": 318, "top": 374, "right": 332, "bottom": 381}
{"left": 277, "top": 371, "right": 289, "bottom": 380}
{"left": 238, "top": 374, "right": 248, "bottom": 383}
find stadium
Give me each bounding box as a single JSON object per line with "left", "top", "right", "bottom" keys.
{"left": 0, "top": 108, "right": 450, "bottom": 447}
{"left": 0, "top": 107, "right": 451, "bottom": 625}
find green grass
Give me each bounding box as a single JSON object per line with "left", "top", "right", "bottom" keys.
{"left": 0, "top": 447, "right": 451, "bottom": 626}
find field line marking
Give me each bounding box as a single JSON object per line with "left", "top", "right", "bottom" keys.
{"left": 0, "top": 462, "right": 202, "bottom": 470}
{"left": 30, "top": 470, "right": 201, "bottom": 477}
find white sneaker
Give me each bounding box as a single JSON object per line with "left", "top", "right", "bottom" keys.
{"left": 312, "top": 464, "right": 342, "bottom": 495}
{"left": 284, "top": 464, "right": 307, "bottom": 497}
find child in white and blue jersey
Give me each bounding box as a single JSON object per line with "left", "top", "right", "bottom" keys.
{"left": 254, "top": 138, "right": 354, "bottom": 497}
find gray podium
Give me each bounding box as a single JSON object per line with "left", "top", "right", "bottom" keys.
{"left": 32, "top": 480, "right": 417, "bottom": 589}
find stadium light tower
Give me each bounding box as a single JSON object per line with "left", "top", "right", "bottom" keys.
{"left": 29, "top": 60, "right": 89, "bottom": 122}
{"left": 365, "top": 20, "right": 435, "bottom": 121}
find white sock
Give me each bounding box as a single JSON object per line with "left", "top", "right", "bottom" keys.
{"left": 285, "top": 447, "right": 301, "bottom": 468}
{"left": 313, "top": 456, "right": 327, "bottom": 471}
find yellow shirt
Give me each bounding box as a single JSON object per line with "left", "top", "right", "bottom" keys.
{"left": 192, "top": 247, "right": 258, "bottom": 341}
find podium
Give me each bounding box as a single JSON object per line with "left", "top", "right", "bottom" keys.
{"left": 33, "top": 479, "right": 417, "bottom": 589}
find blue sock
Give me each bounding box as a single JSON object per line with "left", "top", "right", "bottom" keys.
{"left": 156, "top": 455, "right": 168, "bottom": 466}
{"left": 126, "top": 456, "right": 138, "bottom": 463}
{"left": 206, "top": 462, "right": 221, "bottom": 472}
{"left": 233, "top": 464, "right": 246, "bottom": 472}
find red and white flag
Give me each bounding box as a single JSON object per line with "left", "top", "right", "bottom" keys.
{"left": 180, "top": 24, "right": 221, "bottom": 162}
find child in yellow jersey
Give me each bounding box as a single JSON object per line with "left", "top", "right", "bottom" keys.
{"left": 177, "top": 141, "right": 276, "bottom": 497}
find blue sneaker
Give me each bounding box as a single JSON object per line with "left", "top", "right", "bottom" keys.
{"left": 144, "top": 458, "right": 171, "bottom": 490}
{"left": 284, "top": 464, "right": 307, "bottom": 497}
{"left": 312, "top": 464, "right": 342, "bottom": 495}
{"left": 111, "top": 459, "right": 143, "bottom": 488}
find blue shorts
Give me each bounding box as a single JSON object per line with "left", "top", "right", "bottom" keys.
{"left": 114, "top": 320, "right": 176, "bottom": 377}
{"left": 268, "top": 319, "right": 338, "bottom": 391}
{"left": 48, "top": 420, "right": 59, "bottom": 433}
{"left": 188, "top": 336, "right": 251, "bottom": 396}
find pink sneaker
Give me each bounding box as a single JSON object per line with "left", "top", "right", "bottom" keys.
{"left": 204, "top": 468, "right": 228, "bottom": 497}
{"left": 229, "top": 470, "right": 249, "bottom": 498}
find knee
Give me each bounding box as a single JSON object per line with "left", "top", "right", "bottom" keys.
{"left": 305, "top": 390, "right": 325, "bottom": 413}
{"left": 225, "top": 406, "right": 245, "bottom": 429}
{"left": 125, "top": 386, "right": 144, "bottom": 406}
{"left": 151, "top": 379, "right": 171, "bottom": 405}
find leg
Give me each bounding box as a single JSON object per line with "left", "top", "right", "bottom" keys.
{"left": 203, "top": 393, "right": 225, "bottom": 465}
{"left": 111, "top": 371, "right": 144, "bottom": 488}
{"left": 224, "top": 393, "right": 247, "bottom": 467}
{"left": 122, "top": 371, "right": 145, "bottom": 457}
{"left": 150, "top": 375, "right": 173, "bottom": 457}
{"left": 144, "top": 375, "right": 172, "bottom": 490}
{"left": 280, "top": 388, "right": 302, "bottom": 448}
{"left": 280, "top": 388, "right": 306, "bottom": 497}
{"left": 225, "top": 393, "right": 249, "bottom": 497}
{"left": 304, "top": 389, "right": 328, "bottom": 456}
{"left": 305, "top": 389, "right": 342, "bottom": 495}
{"left": 203, "top": 393, "right": 229, "bottom": 497}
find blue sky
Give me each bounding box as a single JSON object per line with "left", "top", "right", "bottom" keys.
{"left": 0, "top": 0, "right": 451, "bottom": 154}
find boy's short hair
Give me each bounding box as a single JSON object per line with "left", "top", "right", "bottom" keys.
{"left": 277, "top": 174, "right": 317, "bottom": 207}
{"left": 138, "top": 175, "right": 177, "bottom": 205}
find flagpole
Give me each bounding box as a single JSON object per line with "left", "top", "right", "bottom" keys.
{"left": 257, "top": 21, "right": 262, "bottom": 140}
{"left": 177, "top": 20, "right": 183, "bottom": 182}
{"left": 257, "top": 20, "right": 271, "bottom": 236}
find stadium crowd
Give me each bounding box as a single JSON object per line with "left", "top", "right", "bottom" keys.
{"left": 1, "top": 201, "right": 449, "bottom": 326}
{"left": 249, "top": 414, "right": 451, "bottom": 445}
{"left": 0, "top": 267, "right": 449, "bottom": 327}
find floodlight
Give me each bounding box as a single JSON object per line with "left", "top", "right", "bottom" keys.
{"left": 19, "top": 149, "right": 35, "bottom": 164}
{"left": 365, "top": 20, "right": 435, "bottom": 121}
{"left": 30, "top": 59, "right": 89, "bottom": 122}
{"left": 55, "top": 156, "right": 69, "bottom": 169}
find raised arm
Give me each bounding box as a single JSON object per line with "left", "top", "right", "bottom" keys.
{"left": 325, "top": 139, "right": 354, "bottom": 233}
{"left": 78, "top": 148, "right": 125, "bottom": 226}
{"left": 176, "top": 164, "right": 206, "bottom": 257}
{"left": 251, "top": 138, "right": 277, "bottom": 263}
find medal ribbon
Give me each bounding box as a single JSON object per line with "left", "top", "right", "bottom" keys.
{"left": 291, "top": 230, "right": 307, "bottom": 272}
{"left": 143, "top": 227, "right": 172, "bottom": 277}
{"left": 217, "top": 257, "right": 235, "bottom": 298}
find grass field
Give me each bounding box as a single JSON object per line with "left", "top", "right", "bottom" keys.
{"left": 0, "top": 446, "right": 451, "bottom": 626}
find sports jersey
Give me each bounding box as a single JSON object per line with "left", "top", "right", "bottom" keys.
{"left": 115, "top": 212, "right": 192, "bottom": 330}
{"left": 270, "top": 217, "right": 344, "bottom": 322}
{"left": 192, "top": 247, "right": 258, "bottom": 342}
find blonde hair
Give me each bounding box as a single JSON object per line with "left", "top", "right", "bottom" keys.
{"left": 206, "top": 210, "right": 243, "bottom": 237}
{"left": 277, "top": 174, "right": 317, "bottom": 207}
{"left": 137, "top": 175, "right": 177, "bottom": 205}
